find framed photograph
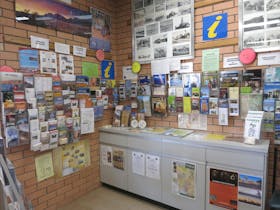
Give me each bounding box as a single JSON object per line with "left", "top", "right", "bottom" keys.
{"left": 239, "top": 0, "right": 280, "bottom": 52}
{"left": 132, "top": 0, "right": 194, "bottom": 63}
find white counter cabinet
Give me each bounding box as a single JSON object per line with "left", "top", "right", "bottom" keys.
{"left": 99, "top": 127, "right": 269, "bottom": 210}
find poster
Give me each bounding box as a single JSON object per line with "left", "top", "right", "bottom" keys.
{"left": 35, "top": 152, "right": 54, "bottom": 182}
{"left": 202, "top": 48, "right": 220, "bottom": 72}
{"left": 19, "top": 48, "right": 39, "bottom": 72}
{"left": 238, "top": 174, "right": 262, "bottom": 207}
{"left": 40, "top": 51, "right": 57, "bottom": 75}
{"left": 132, "top": 151, "right": 145, "bottom": 176}
{"left": 82, "top": 62, "right": 99, "bottom": 78}
{"left": 90, "top": 8, "right": 111, "bottom": 52}
{"left": 113, "top": 148, "right": 125, "bottom": 170}
{"left": 146, "top": 154, "right": 160, "bottom": 179}
{"left": 172, "top": 161, "right": 195, "bottom": 198}
{"left": 16, "top": 0, "right": 92, "bottom": 38}
{"left": 59, "top": 54, "right": 74, "bottom": 75}
{"left": 182, "top": 112, "right": 208, "bottom": 130}
{"left": 240, "top": 0, "right": 280, "bottom": 52}
{"left": 203, "top": 13, "right": 228, "bottom": 41}
{"left": 100, "top": 145, "right": 113, "bottom": 167}
{"left": 80, "top": 108, "right": 94, "bottom": 134}
{"left": 132, "top": 0, "right": 194, "bottom": 62}
{"left": 209, "top": 168, "right": 238, "bottom": 210}
{"left": 53, "top": 140, "right": 91, "bottom": 177}
{"left": 101, "top": 60, "right": 115, "bottom": 79}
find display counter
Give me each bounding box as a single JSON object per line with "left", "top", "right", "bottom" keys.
{"left": 99, "top": 127, "right": 269, "bottom": 210}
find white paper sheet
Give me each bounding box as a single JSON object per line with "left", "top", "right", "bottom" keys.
{"left": 169, "top": 59, "right": 181, "bottom": 71}
{"left": 34, "top": 77, "right": 52, "bottom": 92}
{"left": 40, "top": 51, "right": 57, "bottom": 75}
{"left": 122, "top": 66, "right": 138, "bottom": 80}
{"left": 101, "top": 145, "right": 113, "bottom": 167}
{"left": 151, "top": 59, "right": 170, "bottom": 75}
{"left": 223, "top": 56, "right": 243, "bottom": 68}
{"left": 218, "top": 107, "right": 228, "bottom": 125}
{"left": 132, "top": 151, "right": 145, "bottom": 176}
{"left": 178, "top": 113, "right": 188, "bottom": 129}
{"left": 179, "top": 62, "right": 193, "bottom": 73}
{"left": 80, "top": 108, "right": 94, "bottom": 134}
{"left": 31, "top": 36, "right": 49, "bottom": 50}
{"left": 59, "top": 54, "right": 74, "bottom": 75}
{"left": 146, "top": 154, "right": 160, "bottom": 180}
{"left": 258, "top": 52, "right": 280, "bottom": 66}
{"left": 55, "top": 42, "right": 70, "bottom": 54}
{"left": 73, "top": 45, "right": 87, "bottom": 57}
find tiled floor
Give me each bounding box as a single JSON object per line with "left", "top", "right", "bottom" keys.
{"left": 57, "top": 185, "right": 174, "bottom": 210}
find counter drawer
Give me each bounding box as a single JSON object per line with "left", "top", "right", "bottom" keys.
{"left": 100, "top": 132, "right": 128, "bottom": 147}
{"left": 163, "top": 141, "right": 205, "bottom": 162}
{"left": 127, "top": 136, "right": 162, "bottom": 153}
{"left": 206, "top": 148, "right": 265, "bottom": 171}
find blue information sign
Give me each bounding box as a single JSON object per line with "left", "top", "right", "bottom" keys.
{"left": 203, "top": 13, "right": 228, "bottom": 41}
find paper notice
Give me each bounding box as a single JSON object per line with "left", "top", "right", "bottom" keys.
{"left": 132, "top": 151, "right": 145, "bottom": 176}
{"left": 146, "top": 154, "right": 160, "bottom": 179}
{"left": 101, "top": 145, "right": 113, "bottom": 167}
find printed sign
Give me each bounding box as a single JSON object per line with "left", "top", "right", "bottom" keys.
{"left": 101, "top": 60, "right": 115, "bottom": 79}
{"left": 203, "top": 13, "right": 228, "bottom": 41}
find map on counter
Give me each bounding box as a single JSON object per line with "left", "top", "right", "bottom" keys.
{"left": 141, "top": 127, "right": 169, "bottom": 134}
{"left": 164, "top": 128, "right": 193, "bottom": 137}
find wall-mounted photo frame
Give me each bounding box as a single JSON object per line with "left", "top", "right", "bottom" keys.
{"left": 239, "top": 0, "right": 280, "bottom": 52}
{"left": 131, "top": 0, "right": 194, "bottom": 63}
{"left": 15, "top": 0, "right": 92, "bottom": 38}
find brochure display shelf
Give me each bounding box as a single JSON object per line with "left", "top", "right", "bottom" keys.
{"left": 0, "top": 154, "right": 30, "bottom": 210}
{"left": 99, "top": 127, "right": 269, "bottom": 210}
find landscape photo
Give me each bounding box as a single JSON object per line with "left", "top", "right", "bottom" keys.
{"left": 16, "top": 0, "right": 92, "bottom": 37}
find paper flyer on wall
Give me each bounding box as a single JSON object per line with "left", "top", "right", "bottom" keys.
{"left": 59, "top": 54, "right": 74, "bottom": 75}
{"left": 209, "top": 168, "right": 238, "bottom": 210}
{"left": 183, "top": 112, "right": 207, "bottom": 130}
{"left": 178, "top": 113, "right": 188, "bottom": 128}
{"left": 40, "top": 51, "right": 57, "bottom": 74}
{"left": 54, "top": 42, "right": 70, "bottom": 55}
{"left": 30, "top": 35, "right": 49, "bottom": 50}
{"left": 145, "top": 154, "right": 160, "bottom": 180}
{"left": 34, "top": 77, "right": 52, "bottom": 92}
{"left": 100, "top": 145, "right": 113, "bottom": 167}
{"left": 73, "top": 45, "right": 87, "bottom": 57}
{"left": 238, "top": 174, "right": 262, "bottom": 207}
{"left": 19, "top": 48, "right": 39, "bottom": 72}
{"left": 113, "top": 148, "right": 125, "bottom": 170}
{"left": 80, "top": 108, "right": 94, "bottom": 134}
{"left": 172, "top": 160, "right": 196, "bottom": 198}
{"left": 132, "top": 151, "right": 145, "bottom": 176}
{"left": 35, "top": 152, "right": 54, "bottom": 182}
{"left": 218, "top": 107, "right": 228, "bottom": 126}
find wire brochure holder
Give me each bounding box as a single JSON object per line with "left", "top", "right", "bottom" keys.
{"left": 0, "top": 154, "right": 32, "bottom": 210}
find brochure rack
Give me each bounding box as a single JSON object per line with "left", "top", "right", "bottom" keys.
{"left": 0, "top": 154, "right": 31, "bottom": 210}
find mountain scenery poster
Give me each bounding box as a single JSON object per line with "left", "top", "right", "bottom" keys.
{"left": 16, "top": 0, "right": 92, "bottom": 37}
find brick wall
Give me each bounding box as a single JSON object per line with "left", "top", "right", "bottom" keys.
{"left": 0, "top": 0, "right": 117, "bottom": 209}
{"left": 0, "top": 0, "right": 278, "bottom": 209}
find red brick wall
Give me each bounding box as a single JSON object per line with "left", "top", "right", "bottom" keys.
{"left": 0, "top": 0, "right": 278, "bottom": 209}
{"left": 0, "top": 0, "right": 117, "bottom": 209}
